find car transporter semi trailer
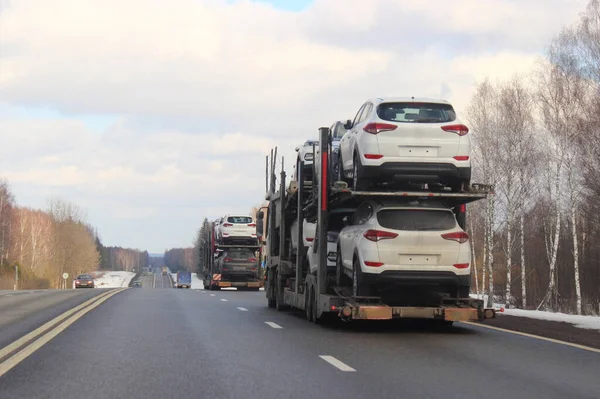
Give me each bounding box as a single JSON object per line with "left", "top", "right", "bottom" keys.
{"left": 199, "top": 222, "right": 264, "bottom": 291}
{"left": 256, "top": 126, "right": 498, "bottom": 323}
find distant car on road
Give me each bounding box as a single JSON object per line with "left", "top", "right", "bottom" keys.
{"left": 132, "top": 280, "right": 142, "bottom": 288}
{"left": 74, "top": 274, "right": 95, "bottom": 288}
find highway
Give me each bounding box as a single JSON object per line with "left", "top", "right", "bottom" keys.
{"left": 0, "top": 274, "right": 599, "bottom": 399}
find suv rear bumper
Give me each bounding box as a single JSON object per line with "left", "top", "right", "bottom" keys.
{"left": 362, "top": 162, "right": 471, "bottom": 181}
{"left": 221, "top": 236, "right": 258, "bottom": 245}
{"left": 362, "top": 271, "right": 470, "bottom": 287}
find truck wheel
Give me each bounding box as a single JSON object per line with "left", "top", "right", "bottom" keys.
{"left": 305, "top": 284, "right": 314, "bottom": 322}
{"left": 275, "top": 272, "right": 287, "bottom": 311}
{"left": 352, "top": 154, "right": 368, "bottom": 191}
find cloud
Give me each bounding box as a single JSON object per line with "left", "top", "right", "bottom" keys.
{"left": 0, "top": 0, "right": 588, "bottom": 251}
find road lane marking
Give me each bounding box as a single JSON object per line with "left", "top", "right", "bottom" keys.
{"left": 462, "top": 322, "right": 600, "bottom": 354}
{"left": 209, "top": 294, "right": 216, "bottom": 297}
{"left": 265, "top": 322, "right": 283, "bottom": 329}
{"left": 319, "top": 355, "right": 356, "bottom": 372}
{"left": 220, "top": 299, "right": 228, "bottom": 302}
{"left": 237, "top": 307, "right": 248, "bottom": 311}
{"left": 0, "top": 288, "right": 126, "bottom": 376}
{"left": 0, "top": 289, "right": 118, "bottom": 361}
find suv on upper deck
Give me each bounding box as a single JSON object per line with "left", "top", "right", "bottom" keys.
{"left": 338, "top": 98, "right": 471, "bottom": 192}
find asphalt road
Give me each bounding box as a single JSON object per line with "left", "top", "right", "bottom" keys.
{"left": 0, "top": 279, "right": 599, "bottom": 399}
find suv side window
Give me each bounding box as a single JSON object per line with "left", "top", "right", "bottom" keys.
{"left": 359, "top": 103, "right": 373, "bottom": 124}
{"left": 351, "top": 202, "right": 374, "bottom": 225}
{"left": 352, "top": 104, "right": 366, "bottom": 128}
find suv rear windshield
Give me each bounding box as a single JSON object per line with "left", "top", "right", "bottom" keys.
{"left": 377, "top": 209, "right": 456, "bottom": 231}
{"left": 77, "top": 274, "right": 93, "bottom": 280}
{"left": 227, "top": 216, "right": 252, "bottom": 224}
{"left": 225, "top": 249, "right": 255, "bottom": 259}
{"left": 377, "top": 102, "right": 456, "bottom": 123}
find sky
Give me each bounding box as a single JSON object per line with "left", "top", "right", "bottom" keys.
{"left": 0, "top": 0, "right": 589, "bottom": 253}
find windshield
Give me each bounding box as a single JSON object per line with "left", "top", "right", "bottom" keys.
{"left": 224, "top": 249, "right": 255, "bottom": 259}
{"left": 227, "top": 216, "right": 253, "bottom": 224}
{"left": 77, "top": 274, "right": 93, "bottom": 280}
{"left": 377, "top": 102, "right": 456, "bottom": 123}
{"left": 377, "top": 209, "right": 456, "bottom": 231}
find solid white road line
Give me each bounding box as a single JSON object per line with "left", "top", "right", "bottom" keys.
{"left": 220, "top": 298, "right": 228, "bottom": 302}
{"left": 0, "top": 289, "right": 118, "bottom": 360}
{"left": 0, "top": 288, "right": 125, "bottom": 377}
{"left": 265, "top": 322, "right": 283, "bottom": 329}
{"left": 237, "top": 307, "right": 248, "bottom": 311}
{"left": 462, "top": 321, "right": 600, "bottom": 354}
{"left": 319, "top": 355, "right": 356, "bottom": 372}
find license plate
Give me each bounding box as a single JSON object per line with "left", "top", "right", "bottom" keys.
{"left": 397, "top": 254, "right": 439, "bottom": 265}
{"left": 398, "top": 146, "right": 438, "bottom": 157}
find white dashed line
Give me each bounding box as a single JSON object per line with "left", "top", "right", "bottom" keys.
{"left": 237, "top": 307, "right": 248, "bottom": 311}
{"left": 220, "top": 298, "right": 228, "bottom": 302}
{"left": 265, "top": 322, "right": 283, "bottom": 329}
{"left": 209, "top": 294, "right": 216, "bottom": 297}
{"left": 319, "top": 356, "right": 356, "bottom": 372}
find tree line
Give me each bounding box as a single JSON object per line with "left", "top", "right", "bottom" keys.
{"left": 0, "top": 179, "right": 149, "bottom": 289}
{"left": 467, "top": 0, "right": 600, "bottom": 315}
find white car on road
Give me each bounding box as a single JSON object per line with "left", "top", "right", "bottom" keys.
{"left": 217, "top": 215, "right": 258, "bottom": 245}
{"left": 336, "top": 200, "right": 471, "bottom": 299}
{"left": 338, "top": 97, "right": 471, "bottom": 192}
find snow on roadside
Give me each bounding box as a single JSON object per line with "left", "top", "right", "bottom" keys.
{"left": 470, "top": 294, "right": 600, "bottom": 331}
{"left": 92, "top": 271, "right": 136, "bottom": 288}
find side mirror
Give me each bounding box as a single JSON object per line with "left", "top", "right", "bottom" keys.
{"left": 342, "top": 216, "right": 349, "bottom": 226}
{"left": 295, "top": 145, "right": 300, "bottom": 152}
{"left": 256, "top": 218, "right": 264, "bottom": 238}
{"left": 344, "top": 119, "right": 352, "bottom": 130}
{"left": 256, "top": 211, "right": 264, "bottom": 220}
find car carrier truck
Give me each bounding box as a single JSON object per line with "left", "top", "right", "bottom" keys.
{"left": 255, "top": 127, "right": 498, "bottom": 324}
{"left": 198, "top": 219, "right": 264, "bottom": 291}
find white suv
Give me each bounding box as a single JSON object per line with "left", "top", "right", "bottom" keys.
{"left": 292, "top": 139, "right": 319, "bottom": 184}
{"left": 338, "top": 98, "right": 471, "bottom": 192}
{"left": 336, "top": 200, "right": 470, "bottom": 299}
{"left": 217, "top": 215, "right": 258, "bottom": 245}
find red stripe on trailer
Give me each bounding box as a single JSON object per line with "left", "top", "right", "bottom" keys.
{"left": 321, "top": 151, "right": 328, "bottom": 211}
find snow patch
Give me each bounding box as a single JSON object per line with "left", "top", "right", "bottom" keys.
{"left": 470, "top": 294, "right": 600, "bottom": 331}
{"left": 92, "top": 271, "right": 136, "bottom": 288}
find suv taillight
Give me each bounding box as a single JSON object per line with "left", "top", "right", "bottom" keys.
{"left": 248, "top": 223, "right": 256, "bottom": 227}
{"left": 223, "top": 223, "right": 233, "bottom": 227}
{"left": 441, "top": 232, "right": 469, "bottom": 244}
{"left": 223, "top": 257, "right": 233, "bottom": 262}
{"left": 363, "top": 229, "right": 398, "bottom": 242}
{"left": 441, "top": 124, "right": 469, "bottom": 136}
{"left": 363, "top": 123, "right": 397, "bottom": 134}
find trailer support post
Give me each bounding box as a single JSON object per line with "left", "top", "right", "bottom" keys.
{"left": 295, "top": 160, "right": 305, "bottom": 293}
{"left": 317, "top": 127, "right": 330, "bottom": 300}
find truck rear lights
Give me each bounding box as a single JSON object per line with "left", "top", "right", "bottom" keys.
{"left": 341, "top": 306, "right": 352, "bottom": 317}
{"left": 441, "top": 232, "right": 469, "bottom": 244}
{"left": 442, "top": 124, "right": 469, "bottom": 136}
{"left": 363, "top": 229, "right": 398, "bottom": 242}
{"left": 459, "top": 204, "right": 466, "bottom": 213}
{"left": 364, "top": 261, "right": 384, "bottom": 267}
{"left": 223, "top": 223, "right": 233, "bottom": 227}
{"left": 363, "top": 122, "right": 397, "bottom": 134}
{"left": 453, "top": 263, "right": 469, "bottom": 269}
{"left": 364, "top": 154, "right": 383, "bottom": 159}
{"left": 453, "top": 156, "right": 469, "bottom": 161}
